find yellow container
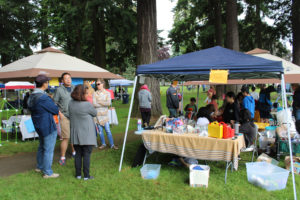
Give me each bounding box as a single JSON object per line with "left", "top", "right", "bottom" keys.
{"left": 208, "top": 121, "right": 223, "bottom": 138}
{"left": 254, "top": 122, "right": 270, "bottom": 130}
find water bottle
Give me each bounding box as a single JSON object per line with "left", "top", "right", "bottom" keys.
{"left": 137, "top": 119, "right": 142, "bottom": 131}
{"left": 234, "top": 123, "right": 239, "bottom": 135}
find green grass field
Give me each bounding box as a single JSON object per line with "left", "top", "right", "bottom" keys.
{"left": 0, "top": 86, "right": 299, "bottom": 200}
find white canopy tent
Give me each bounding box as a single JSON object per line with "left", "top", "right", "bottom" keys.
{"left": 109, "top": 79, "right": 134, "bottom": 87}
{"left": 0, "top": 47, "right": 122, "bottom": 80}
{"left": 118, "top": 46, "right": 297, "bottom": 199}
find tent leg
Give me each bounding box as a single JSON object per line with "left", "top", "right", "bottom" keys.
{"left": 181, "top": 81, "right": 184, "bottom": 113}
{"left": 281, "top": 74, "right": 297, "bottom": 200}
{"left": 196, "top": 85, "right": 200, "bottom": 109}
{"left": 119, "top": 76, "right": 138, "bottom": 172}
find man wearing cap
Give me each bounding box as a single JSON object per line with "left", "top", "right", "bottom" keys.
{"left": 28, "top": 75, "right": 59, "bottom": 178}
{"left": 166, "top": 81, "right": 179, "bottom": 117}
{"left": 53, "top": 72, "right": 75, "bottom": 165}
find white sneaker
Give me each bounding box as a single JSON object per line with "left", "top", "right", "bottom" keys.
{"left": 43, "top": 173, "right": 60, "bottom": 178}
{"left": 35, "top": 168, "right": 42, "bottom": 173}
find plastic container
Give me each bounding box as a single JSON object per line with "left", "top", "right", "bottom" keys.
{"left": 189, "top": 164, "right": 210, "bottom": 188}
{"left": 140, "top": 164, "right": 161, "bottom": 180}
{"left": 246, "top": 162, "right": 289, "bottom": 191}
{"left": 208, "top": 121, "right": 223, "bottom": 138}
{"left": 137, "top": 119, "right": 142, "bottom": 131}
{"left": 265, "top": 126, "right": 276, "bottom": 138}
{"left": 220, "top": 122, "right": 234, "bottom": 139}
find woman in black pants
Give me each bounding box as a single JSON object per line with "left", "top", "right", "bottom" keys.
{"left": 69, "top": 84, "right": 97, "bottom": 180}
{"left": 138, "top": 84, "right": 152, "bottom": 128}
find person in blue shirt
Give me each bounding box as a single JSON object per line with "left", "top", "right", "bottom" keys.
{"left": 241, "top": 86, "right": 255, "bottom": 119}
{"left": 28, "top": 74, "right": 60, "bottom": 178}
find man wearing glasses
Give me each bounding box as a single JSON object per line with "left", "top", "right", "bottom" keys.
{"left": 54, "top": 72, "right": 76, "bottom": 165}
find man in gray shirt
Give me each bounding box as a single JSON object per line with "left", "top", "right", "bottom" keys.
{"left": 53, "top": 72, "right": 75, "bottom": 165}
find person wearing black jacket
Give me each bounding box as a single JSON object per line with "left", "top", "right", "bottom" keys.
{"left": 166, "top": 81, "right": 179, "bottom": 117}
{"left": 292, "top": 84, "right": 300, "bottom": 134}
{"left": 222, "top": 92, "right": 239, "bottom": 126}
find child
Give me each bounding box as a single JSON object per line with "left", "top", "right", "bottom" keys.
{"left": 184, "top": 97, "right": 197, "bottom": 119}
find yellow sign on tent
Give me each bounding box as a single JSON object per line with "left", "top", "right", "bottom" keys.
{"left": 49, "top": 78, "right": 59, "bottom": 86}
{"left": 209, "top": 70, "right": 228, "bottom": 84}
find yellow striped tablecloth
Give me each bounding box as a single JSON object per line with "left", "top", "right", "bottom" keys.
{"left": 142, "top": 130, "right": 245, "bottom": 170}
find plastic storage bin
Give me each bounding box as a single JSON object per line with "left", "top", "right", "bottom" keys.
{"left": 140, "top": 164, "right": 161, "bottom": 180}
{"left": 189, "top": 164, "right": 210, "bottom": 188}
{"left": 246, "top": 162, "right": 289, "bottom": 191}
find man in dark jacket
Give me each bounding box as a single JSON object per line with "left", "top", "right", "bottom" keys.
{"left": 28, "top": 74, "right": 59, "bottom": 178}
{"left": 166, "top": 81, "right": 179, "bottom": 117}
{"left": 292, "top": 84, "right": 300, "bottom": 134}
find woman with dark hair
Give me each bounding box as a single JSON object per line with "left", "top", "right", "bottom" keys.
{"left": 69, "top": 84, "right": 97, "bottom": 180}
{"left": 239, "top": 108, "right": 256, "bottom": 147}
{"left": 196, "top": 104, "right": 215, "bottom": 123}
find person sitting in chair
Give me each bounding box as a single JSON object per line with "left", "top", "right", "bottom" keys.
{"left": 239, "top": 108, "right": 256, "bottom": 147}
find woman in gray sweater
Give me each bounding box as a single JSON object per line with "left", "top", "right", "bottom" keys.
{"left": 138, "top": 84, "right": 152, "bottom": 127}
{"left": 69, "top": 84, "right": 97, "bottom": 180}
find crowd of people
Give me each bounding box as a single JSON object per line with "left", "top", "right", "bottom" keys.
{"left": 25, "top": 74, "right": 300, "bottom": 178}
{"left": 165, "top": 81, "right": 300, "bottom": 149}
{"left": 28, "top": 73, "right": 118, "bottom": 180}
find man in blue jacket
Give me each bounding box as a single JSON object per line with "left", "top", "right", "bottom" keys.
{"left": 241, "top": 87, "right": 255, "bottom": 119}
{"left": 28, "top": 74, "right": 60, "bottom": 178}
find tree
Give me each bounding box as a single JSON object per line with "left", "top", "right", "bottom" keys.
{"left": 292, "top": 0, "right": 300, "bottom": 65}
{"left": 225, "top": 0, "right": 239, "bottom": 51}
{"left": 0, "top": 0, "right": 38, "bottom": 66}
{"left": 132, "top": 0, "right": 162, "bottom": 118}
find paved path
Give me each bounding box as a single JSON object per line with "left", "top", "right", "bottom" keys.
{"left": 0, "top": 132, "right": 140, "bottom": 177}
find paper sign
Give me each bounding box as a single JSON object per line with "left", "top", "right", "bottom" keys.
{"left": 49, "top": 78, "right": 59, "bottom": 86}
{"left": 25, "top": 119, "right": 35, "bottom": 133}
{"left": 209, "top": 70, "right": 228, "bottom": 84}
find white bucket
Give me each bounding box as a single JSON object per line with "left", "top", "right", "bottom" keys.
{"left": 189, "top": 164, "right": 210, "bottom": 188}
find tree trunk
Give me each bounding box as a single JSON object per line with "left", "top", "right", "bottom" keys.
{"left": 255, "top": 1, "right": 262, "bottom": 48}
{"left": 132, "top": 0, "right": 162, "bottom": 118}
{"left": 40, "top": 1, "right": 50, "bottom": 49}
{"left": 91, "top": 6, "right": 106, "bottom": 68}
{"left": 225, "top": 0, "right": 239, "bottom": 51}
{"left": 213, "top": 0, "right": 223, "bottom": 46}
{"left": 292, "top": 0, "right": 300, "bottom": 65}
{"left": 225, "top": 0, "right": 240, "bottom": 95}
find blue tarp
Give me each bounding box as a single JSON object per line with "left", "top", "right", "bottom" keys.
{"left": 137, "top": 46, "right": 283, "bottom": 81}
{"left": 0, "top": 84, "right": 4, "bottom": 88}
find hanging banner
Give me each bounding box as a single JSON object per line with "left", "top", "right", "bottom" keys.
{"left": 49, "top": 78, "right": 60, "bottom": 86}
{"left": 209, "top": 70, "right": 228, "bottom": 84}
{"left": 72, "top": 78, "right": 84, "bottom": 86}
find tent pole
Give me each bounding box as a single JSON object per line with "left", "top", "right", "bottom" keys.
{"left": 196, "top": 85, "right": 200, "bottom": 109}
{"left": 281, "top": 74, "right": 297, "bottom": 200}
{"left": 119, "top": 76, "right": 138, "bottom": 172}
{"left": 181, "top": 81, "right": 184, "bottom": 113}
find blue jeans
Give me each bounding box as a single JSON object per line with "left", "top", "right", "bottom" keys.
{"left": 97, "top": 123, "right": 114, "bottom": 147}
{"left": 37, "top": 131, "right": 57, "bottom": 175}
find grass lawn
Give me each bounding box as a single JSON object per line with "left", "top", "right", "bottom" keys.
{"left": 0, "top": 86, "right": 299, "bottom": 200}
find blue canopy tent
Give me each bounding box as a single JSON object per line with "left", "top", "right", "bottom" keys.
{"left": 119, "top": 46, "right": 296, "bottom": 199}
